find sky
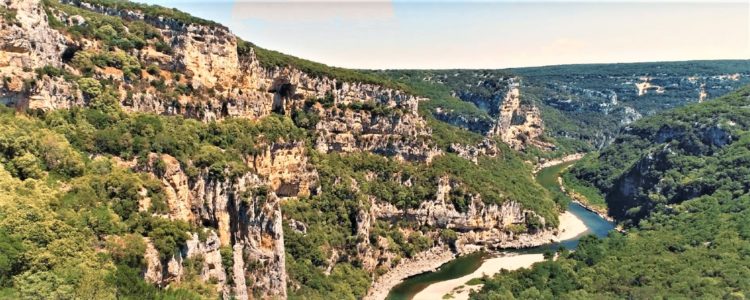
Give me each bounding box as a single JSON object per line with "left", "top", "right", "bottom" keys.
{"left": 138, "top": 0, "right": 750, "bottom": 69}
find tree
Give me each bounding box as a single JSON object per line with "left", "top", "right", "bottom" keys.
{"left": 77, "top": 77, "right": 103, "bottom": 98}
{"left": 0, "top": 229, "right": 24, "bottom": 286}
{"left": 8, "top": 153, "right": 43, "bottom": 180}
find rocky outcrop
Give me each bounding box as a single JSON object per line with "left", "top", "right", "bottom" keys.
{"left": 406, "top": 176, "right": 550, "bottom": 246}
{"left": 635, "top": 76, "right": 665, "bottom": 96}
{"left": 9, "top": 0, "right": 439, "bottom": 162}
{"left": 489, "top": 80, "right": 553, "bottom": 151}
{"left": 364, "top": 246, "right": 456, "bottom": 300}
{"left": 419, "top": 73, "right": 552, "bottom": 151}
{"left": 185, "top": 232, "right": 227, "bottom": 284}
{"left": 0, "top": 0, "right": 81, "bottom": 110}
{"left": 251, "top": 142, "right": 319, "bottom": 198}
{"left": 137, "top": 152, "right": 290, "bottom": 299}
{"left": 0, "top": 0, "right": 65, "bottom": 68}
{"left": 361, "top": 176, "right": 565, "bottom": 299}
{"left": 313, "top": 107, "right": 440, "bottom": 162}
{"left": 533, "top": 153, "right": 585, "bottom": 174}
{"left": 448, "top": 138, "right": 499, "bottom": 164}
{"left": 432, "top": 106, "right": 494, "bottom": 133}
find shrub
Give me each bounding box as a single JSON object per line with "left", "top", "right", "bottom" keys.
{"left": 77, "top": 77, "right": 103, "bottom": 98}
{"left": 147, "top": 218, "right": 190, "bottom": 260}
{"left": 8, "top": 153, "right": 44, "bottom": 180}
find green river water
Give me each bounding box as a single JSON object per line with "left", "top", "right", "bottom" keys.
{"left": 385, "top": 160, "right": 614, "bottom": 300}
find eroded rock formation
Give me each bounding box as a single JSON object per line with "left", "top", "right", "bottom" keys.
{"left": 138, "top": 151, "right": 290, "bottom": 299}
{"left": 489, "top": 79, "right": 553, "bottom": 150}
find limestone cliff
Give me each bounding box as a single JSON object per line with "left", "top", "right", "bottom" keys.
{"left": 489, "top": 79, "right": 553, "bottom": 150}
{"left": 357, "top": 175, "right": 550, "bottom": 269}
{"left": 0, "top": 0, "right": 82, "bottom": 109}
{"left": 361, "top": 176, "right": 558, "bottom": 299}
{"left": 1, "top": 0, "right": 438, "bottom": 163}
{"left": 0, "top": 2, "right": 556, "bottom": 299}
{"left": 422, "top": 73, "right": 552, "bottom": 151}
{"left": 136, "top": 150, "right": 300, "bottom": 299}
{"left": 407, "top": 176, "right": 548, "bottom": 248}
{"left": 448, "top": 138, "right": 499, "bottom": 164}
{"left": 252, "top": 142, "right": 319, "bottom": 198}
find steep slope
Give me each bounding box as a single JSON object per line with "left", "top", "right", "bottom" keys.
{"left": 0, "top": 1, "right": 564, "bottom": 299}
{"left": 378, "top": 61, "right": 750, "bottom": 154}
{"left": 472, "top": 86, "right": 750, "bottom": 299}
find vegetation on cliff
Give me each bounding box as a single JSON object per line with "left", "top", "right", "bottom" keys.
{"left": 6, "top": 0, "right": 749, "bottom": 299}
{"left": 0, "top": 107, "right": 205, "bottom": 299}
{"left": 471, "top": 86, "right": 750, "bottom": 299}
{"left": 378, "top": 61, "right": 750, "bottom": 156}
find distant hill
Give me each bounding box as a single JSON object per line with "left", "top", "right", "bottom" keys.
{"left": 378, "top": 61, "right": 750, "bottom": 154}
{"left": 473, "top": 85, "right": 750, "bottom": 299}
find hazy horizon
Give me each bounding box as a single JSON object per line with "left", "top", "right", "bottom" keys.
{"left": 138, "top": 0, "right": 750, "bottom": 69}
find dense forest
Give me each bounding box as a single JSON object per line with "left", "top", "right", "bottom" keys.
{"left": 471, "top": 86, "right": 750, "bottom": 299}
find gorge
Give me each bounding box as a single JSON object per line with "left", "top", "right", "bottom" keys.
{"left": 0, "top": 0, "right": 748, "bottom": 299}
{"left": 386, "top": 159, "right": 615, "bottom": 300}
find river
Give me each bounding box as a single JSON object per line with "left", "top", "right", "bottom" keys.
{"left": 385, "top": 160, "right": 615, "bottom": 300}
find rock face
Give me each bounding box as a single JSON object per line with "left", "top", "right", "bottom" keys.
{"left": 313, "top": 107, "right": 440, "bottom": 162}
{"left": 433, "top": 106, "right": 494, "bottom": 133}
{"left": 252, "top": 142, "right": 319, "bottom": 198}
{"left": 357, "top": 176, "right": 550, "bottom": 269}
{"left": 4, "top": 0, "right": 439, "bottom": 163}
{"left": 0, "top": 1, "right": 445, "bottom": 298}
{"left": 448, "top": 138, "right": 499, "bottom": 164}
{"left": 0, "top": 0, "right": 82, "bottom": 109}
{"left": 0, "top": 0, "right": 65, "bottom": 68}
{"left": 422, "top": 73, "right": 553, "bottom": 151}
{"left": 361, "top": 176, "right": 559, "bottom": 300}
{"left": 407, "top": 176, "right": 546, "bottom": 245}
{"left": 0, "top": 2, "right": 559, "bottom": 299}
{"left": 410, "top": 66, "right": 749, "bottom": 151}
{"left": 139, "top": 152, "right": 290, "bottom": 299}
{"left": 489, "top": 79, "right": 553, "bottom": 150}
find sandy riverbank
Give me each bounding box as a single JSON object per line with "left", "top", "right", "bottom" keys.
{"left": 532, "top": 153, "right": 585, "bottom": 174}
{"left": 364, "top": 247, "right": 457, "bottom": 300}
{"left": 412, "top": 210, "right": 589, "bottom": 300}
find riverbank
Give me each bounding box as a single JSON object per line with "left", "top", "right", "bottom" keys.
{"left": 557, "top": 172, "right": 616, "bottom": 224}
{"left": 532, "top": 153, "right": 585, "bottom": 174}
{"left": 377, "top": 155, "right": 614, "bottom": 300}
{"left": 370, "top": 210, "right": 587, "bottom": 300}
{"left": 412, "top": 209, "right": 589, "bottom": 300}
{"left": 417, "top": 253, "right": 546, "bottom": 300}
{"left": 364, "top": 247, "right": 458, "bottom": 300}
{"left": 571, "top": 199, "right": 614, "bottom": 223}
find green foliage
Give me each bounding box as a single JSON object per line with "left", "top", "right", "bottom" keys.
{"left": 439, "top": 228, "right": 458, "bottom": 245}
{"left": 561, "top": 167, "right": 606, "bottom": 210}
{"left": 474, "top": 86, "right": 750, "bottom": 299}
{"left": 72, "top": 50, "right": 141, "bottom": 79}
{"left": 0, "top": 109, "right": 220, "bottom": 297}
{"left": 107, "top": 234, "right": 147, "bottom": 268}
{"left": 0, "top": 6, "right": 17, "bottom": 24}
{"left": 572, "top": 86, "right": 750, "bottom": 222}
{"left": 0, "top": 229, "right": 25, "bottom": 287}
{"left": 77, "top": 77, "right": 103, "bottom": 98}
{"left": 72, "top": 0, "right": 221, "bottom": 27}
{"left": 34, "top": 65, "right": 74, "bottom": 79}
{"left": 145, "top": 218, "right": 190, "bottom": 260}
{"left": 7, "top": 153, "right": 44, "bottom": 180}
{"left": 219, "top": 246, "right": 234, "bottom": 285}
{"left": 40, "top": 108, "right": 302, "bottom": 179}
{"left": 432, "top": 153, "right": 558, "bottom": 226}
{"left": 242, "top": 40, "right": 411, "bottom": 92}
{"left": 44, "top": 0, "right": 171, "bottom": 52}
{"left": 378, "top": 61, "right": 750, "bottom": 156}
